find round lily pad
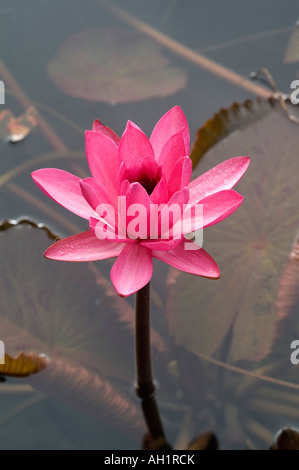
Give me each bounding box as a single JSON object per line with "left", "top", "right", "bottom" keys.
{"left": 47, "top": 29, "right": 186, "bottom": 104}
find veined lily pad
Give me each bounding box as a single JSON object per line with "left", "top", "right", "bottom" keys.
{"left": 284, "top": 23, "right": 299, "bottom": 63}
{"left": 47, "top": 29, "right": 186, "bottom": 104}
{"left": 167, "top": 98, "right": 299, "bottom": 362}
{"left": 0, "top": 219, "right": 144, "bottom": 435}
{"left": 276, "top": 235, "right": 299, "bottom": 321}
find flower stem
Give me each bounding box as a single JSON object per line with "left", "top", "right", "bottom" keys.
{"left": 135, "top": 282, "right": 171, "bottom": 449}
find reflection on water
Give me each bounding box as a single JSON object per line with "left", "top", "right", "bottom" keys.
{"left": 1, "top": 0, "right": 299, "bottom": 450}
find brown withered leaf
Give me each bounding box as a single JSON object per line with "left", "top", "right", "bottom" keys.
{"left": 167, "top": 98, "right": 299, "bottom": 362}
{"left": 0, "top": 106, "right": 38, "bottom": 142}
{"left": 0, "top": 352, "right": 47, "bottom": 377}
{"left": 271, "top": 427, "right": 299, "bottom": 450}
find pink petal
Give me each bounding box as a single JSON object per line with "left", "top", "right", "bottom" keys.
{"left": 85, "top": 130, "right": 119, "bottom": 205}
{"left": 91, "top": 119, "right": 120, "bottom": 145}
{"left": 79, "top": 178, "right": 112, "bottom": 210}
{"left": 157, "top": 128, "right": 188, "bottom": 170}
{"left": 173, "top": 189, "right": 244, "bottom": 236}
{"left": 31, "top": 169, "right": 95, "bottom": 220}
{"left": 150, "top": 174, "right": 169, "bottom": 204}
{"left": 110, "top": 243, "right": 153, "bottom": 296}
{"left": 141, "top": 236, "right": 182, "bottom": 251}
{"left": 124, "top": 182, "right": 152, "bottom": 208}
{"left": 153, "top": 242, "right": 220, "bottom": 278}
{"left": 118, "top": 121, "right": 154, "bottom": 165}
{"left": 150, "top": 106, "right": 190, "bottom": 160}
{"left": 167, "top": 157, "right": 192, "bottom": 197}
{"left": 119, "top": 178, "right": 131, "bottom": 197}
{"left": 117, "top": 162, "right": 129, "bottom": 195}
{"left": 201, "top": 189, "right": 244, "bottom": 228}
{"left": 158, "top": 188, "right": 189, "bottom": 238}
{"left": 188, "top": 156, "right": 250, "bottom": 205}
{"left": 122, "top": 182, "right": 151, "bottom": 239}
{"left": 89, "top": 217, "right": 128, "bottom": 242}
{"left": 120, "top": 155, "right": 160, "bottom": 187}
{"left": 80, "top": 180, "right": 120, "bottom": 239}
{"left": 44, "top": 231, "right": 125, "bottom": 261}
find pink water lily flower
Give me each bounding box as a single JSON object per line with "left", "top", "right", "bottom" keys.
{"left": 32, "top": 107, "right": 249, "bottom": 297}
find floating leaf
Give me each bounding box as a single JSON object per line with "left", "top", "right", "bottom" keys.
{"left": 284, "top": 24, "right": 299, "bottom": 63}
{"left": 47, "top": 29, "right": 186, "bottom": 104}
{"left": 28, "top": 358, "right": 143, "bottom": 437}
{"left": 275, "top": 234, "right": 299, "bottom": 321}
{"left": 0, "top": 219, "right": 144, "bottom": 435}
{"left": 0, "top": 106, "right": 38, "bottom": 142}
{"left": 0, "top": 352, "right": 47, "bottom": 377}
{"left": 167, "top": 98, "right": 299, "bottom": 362}
{"left": 0, "top": 218, "right": 135, "bottom": 380}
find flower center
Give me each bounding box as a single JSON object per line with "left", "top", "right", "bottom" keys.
{"left": 122, "top": 155, "right": 162, "bottom": 196}
{"left": 136, "top": 175, "right": 160, "bottom": 195}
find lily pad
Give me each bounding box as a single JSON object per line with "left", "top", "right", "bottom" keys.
{"left": 47, "top": 29, "right": 186, "bottom": 104}
{"left": 167, "top": 98, "right": 299, "bottom": 362}
{"left": 284, "top": 24, "right": 299, "bottom": 63}
{"left": 0, "top": 219, "right": 144, "bottom": 435}
{"left": 276, "top": 234, "right": 299, "bottom": 322}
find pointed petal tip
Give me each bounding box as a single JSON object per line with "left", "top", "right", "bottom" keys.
{"left": 85, "top": 129, "right": 93, "bottom": 139}
{"left": 166, "top": 105, "right": 186, "bottom": 117}
{"left": 31, "top": 170, "right": 42, "bottom": 187}
{"left": 112, "top": 281, "right": 136, "bottom": 298}
{"left": 31, "top": 168, "right": 49, "bottom": 182}
{"left": 238, "top": 155, "right": 250, "bottom": 167}
{"left": 210, "top": 265, "right": 220, "bottom": 279}
{"left": 124, "top": 120, "right": 140, "bottom": 132}
{"left": 44, "top": 245, "right": 58, "bottom": 261}
{"left": 89, "top": 119, "right": 120, "bottom": 144}
{"left": 91, "top": 119, "right": 102, "bottom": 132}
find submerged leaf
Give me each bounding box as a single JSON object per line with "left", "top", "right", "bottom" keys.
{"left": 275, "top": 234, "right": 299, "bottom": 321}
{"left": 28, "top": 358, "right": 143, "bottom": 437}
{"left": 0, "top": 352, "right": 47, "bottom": 377}
{"left": 0, "top": 219, "right": 143, "bottom": 435}
{"left": 168, "top": 98, "right": 299, "bottom": 362}
{"left": 47, "top": 29, "right": 186, "bottom": 104}
{"left": 0, "top": 219, "right": 135, "bottom": 380}
{"left": 0, "top": 107, "right": 38, "bottom": 142}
